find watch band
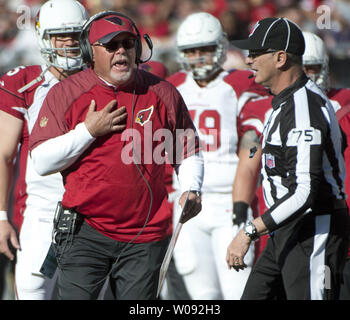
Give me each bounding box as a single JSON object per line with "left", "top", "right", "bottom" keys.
{"left": 244, "top": 221, "right": 259, "bottom": 241}
{"left": 190, "top": 190, "right": 201, "bottom": 197}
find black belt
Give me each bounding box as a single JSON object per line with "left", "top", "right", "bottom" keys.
{"left": 332, "top": 199, "right": 348, "bottom": 210}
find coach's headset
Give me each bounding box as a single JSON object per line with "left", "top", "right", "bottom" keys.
{"left": 79, "top": 10, "right": 153, "bottom": 65}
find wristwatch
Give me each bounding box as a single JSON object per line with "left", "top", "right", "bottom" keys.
{"left": 244, "top": 221, "right": 259, "bottom": 241}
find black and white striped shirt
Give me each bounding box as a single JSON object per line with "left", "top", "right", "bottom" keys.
{"left": 261, "top": 74, "right": 346, "bottom": 232}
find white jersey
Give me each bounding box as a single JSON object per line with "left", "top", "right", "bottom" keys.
{"left": 167, "top": 69, "right": 263, "bottom": 193}
{"left": 0, "top": 64, "right": 64, "bottom": 299}
{"left": 25, "top": 72, "right": 65, "bottom": 219}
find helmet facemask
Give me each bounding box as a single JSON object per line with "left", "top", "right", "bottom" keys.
{"left": 178, "top": 37, "right": 228, "bottom": 80}
{"left": 302, "top": 31, "right": 330, "bottom": 91}
{"left": 39, "top": 26, "right": 84, "bottom": 71}
{"left": 176, "top": 12, "right": 228, "bottom": 81}
{"left": 303, "top": 60, "right": 329, "bottom": 91}
{"left": 35, "top": 0, "right": 89, "bottom": 71}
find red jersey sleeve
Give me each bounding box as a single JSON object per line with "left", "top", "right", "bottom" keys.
{"left": 237, "top": 95, "right": 273, "bottom": 144}
{"left": 328, "top": 88, "right": 350, "bottom": 121}
{"left": 0, "top": 66, "right": 41, "bottom": 120}
{"left": 224, "top": 69, "right": 268, "bottom": 99}
{"left": 166, "top": 72, "right": 187, "bottom": 87}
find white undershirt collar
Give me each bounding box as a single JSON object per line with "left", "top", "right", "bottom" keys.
{"left": 98, "top": 76, "right": 117, "bottom": 89}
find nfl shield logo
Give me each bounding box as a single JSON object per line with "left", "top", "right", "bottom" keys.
{"left": 266, "top": 153, "right": 275, "bottom": 169}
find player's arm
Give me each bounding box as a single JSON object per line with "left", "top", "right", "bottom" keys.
{"left": 228, "top": 130, "right": 269, "bottom": 270}
{"left": 232, "top": 130, "right": 262, "bottom": 226}
{"left": 0, "top": 110, "right": 22, "bottom": 260}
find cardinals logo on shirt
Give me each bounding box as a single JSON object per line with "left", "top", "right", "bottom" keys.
{"left": 135, "top": 106, "right": 153, "bottom": 126}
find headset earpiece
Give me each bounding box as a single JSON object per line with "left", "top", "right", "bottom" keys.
{"left": 79, "top": 26, "right": 93, "bottom": 64}
{"left": 135, "top": 36, "right": 142, "bottom": 64}
{"left": 79, "top": 10, "right": 151, "bottom": 65}
{"left": 139, "top": 34, "right": 153, "bottom": 64}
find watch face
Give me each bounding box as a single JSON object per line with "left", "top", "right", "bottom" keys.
{"left": 245, "top": 222, "right": 256, "bottom": 235}
{"left": 246, "top": 225, "right": 253, "bottom": 234}
{"left": 244, "top": 222, "right": 258, "bottom": 241}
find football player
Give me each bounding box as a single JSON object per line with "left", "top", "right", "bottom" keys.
{"left": 0, "top": 0, "right": 89, "bottom": 299}
{"left": 167, "top": 12, "right": 267, "bottom": 299}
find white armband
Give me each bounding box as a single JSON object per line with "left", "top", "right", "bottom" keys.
{"left": 176, "top": 151, "right": 204, "bottom": 194}
{"left": 0, "top": 211, "right": 8, "bottom": 221}
{"left": 31, "top": 122, "right": 96, "bottom": 176}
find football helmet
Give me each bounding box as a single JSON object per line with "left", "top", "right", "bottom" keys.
{"left": 35, "top": 0, "right": 89, "bottom": 70}
{"left": 302, "top": 31, "right": 329, "bottom": 91}
{"left": 176, "top": 12, "right": 228, "bottom": 80}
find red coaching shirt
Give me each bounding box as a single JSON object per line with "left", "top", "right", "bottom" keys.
{"left": 29, "top": 67, "right": 200, "bottom": 243}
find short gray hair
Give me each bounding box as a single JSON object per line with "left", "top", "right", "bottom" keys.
{"left": 287, "top": 53, "right": 302, "bottom": 66}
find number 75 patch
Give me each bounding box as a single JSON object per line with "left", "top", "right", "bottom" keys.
{"left": 286, "top": 127, "right": 321, "bottom": 146}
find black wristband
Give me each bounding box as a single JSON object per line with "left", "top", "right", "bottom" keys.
{"left": 190, "top": 190, "right": 201, "bottom": 197}
{"left": 232, "top": 201, "right": 249, "bottom": 226}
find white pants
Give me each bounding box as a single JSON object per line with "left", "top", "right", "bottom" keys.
{"left": 15, "top": 216, "right": 57, "bottom": 300}
{"left": 173, "top": 193, "right": 254, "bottom": 300}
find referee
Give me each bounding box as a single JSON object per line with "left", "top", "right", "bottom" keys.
{"left": 226, "top": 17, "right": 350, "bottom": 300}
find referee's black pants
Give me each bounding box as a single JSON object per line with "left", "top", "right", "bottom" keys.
{"left": 340, "top": 257, "right": 350, "bottom": 300}
{"left": 55, "top": 219, "right": 169, "bottom": 300}
{"left": 241, "top": 208, "right": 349, "bottom": 300}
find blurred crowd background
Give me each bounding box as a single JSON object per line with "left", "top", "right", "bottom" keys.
{"left": 1, "top": 0, "right": 350, "bottom": 300}
{"left": 1, "top": 0, "right": 350, "bottom": 87}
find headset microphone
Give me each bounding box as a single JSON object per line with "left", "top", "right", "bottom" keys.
{"left": 139, "top": 34, "right": 153, "bottom": 64}
{"left": 144, "top": 34, "right": 153, "bottom": 51}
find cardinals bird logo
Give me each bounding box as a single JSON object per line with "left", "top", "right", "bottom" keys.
{"left": 135, "top": 105, "right": 154, "bottom": 126}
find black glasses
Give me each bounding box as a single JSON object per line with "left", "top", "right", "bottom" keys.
{"left": 94, "top": 38, "right": 136, "bottom": 52}
{"left": 248, "top": 50, "right": 277, "bottom": 59}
